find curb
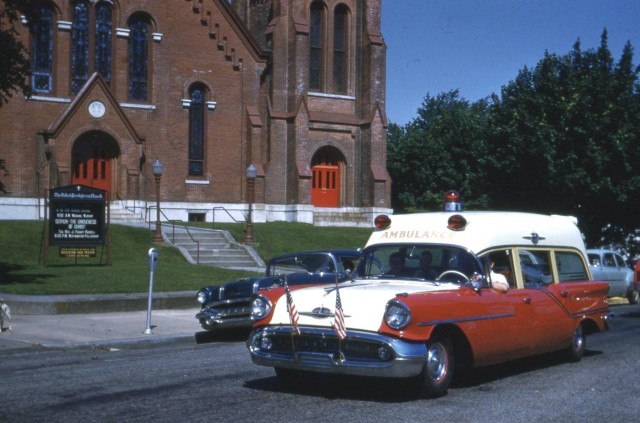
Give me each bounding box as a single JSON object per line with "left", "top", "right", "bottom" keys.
{"left": 0, "top": 291, "right": 196, "bottom": 315}
{"left": 38, "top": 333, "right": 197, "bottom": 350}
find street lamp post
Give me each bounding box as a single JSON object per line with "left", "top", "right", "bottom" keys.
{"left": 151, "top": 160, "right": 164, "bottom": 244}
{"left": 244, "top": 164, "right": 256, "bottom": 244}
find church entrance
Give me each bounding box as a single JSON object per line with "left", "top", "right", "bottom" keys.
{"left": 71, "top": 131, "right": 120, "bottom": 193}
{"left": 311, "top": 147, "right": 345, "bottom": 208}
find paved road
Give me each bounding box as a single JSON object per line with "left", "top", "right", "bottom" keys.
{"left": 1, "top": 303, "right": 638, "bottom": 423}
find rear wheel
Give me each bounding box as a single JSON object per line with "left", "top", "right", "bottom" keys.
{"left": 421, "top": 337, "right": 454, "bottom": 397}
{"left": 627, "top": 289, "right": 639, "bottom": 305}
{"left": 566, "top": 323, "right": 586, "bottom": 362}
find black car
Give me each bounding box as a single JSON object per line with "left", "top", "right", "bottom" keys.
{"left": 195, "top": 249, "right": 360, "bottom": 331}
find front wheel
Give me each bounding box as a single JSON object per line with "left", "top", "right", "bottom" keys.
{"left": 627, "top": 289, "right": 639, "bottom": 305}
{"left": 566, "top": 323, "right": 586, "bottom": 362}
{"left": 421, "top": 337, "right": 454, "bottom": 397}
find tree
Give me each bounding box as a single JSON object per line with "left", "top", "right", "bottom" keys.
{"left": 0, "top": 0, "right": 41, "bottom": 107}
{"left": 0, "top": 159, "right": 8, "bottom": 194}
{"left": 388, "top": 30, "right": 640, "bottom": 253}
{"left": 487, "top": 30, "right": 640, "bottom": 246}
{"left": 387, "top": 90, "right": 491, "bottom": 212}
{"left": 0, "top": 1, "right": 41, "bottom": 194}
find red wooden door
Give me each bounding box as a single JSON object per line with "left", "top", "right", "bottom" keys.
{"left": 72, "top": 157, "right": 111, "bottom": 191}
{"left": 311, "top": 164, "right": 340, "bottom": 207}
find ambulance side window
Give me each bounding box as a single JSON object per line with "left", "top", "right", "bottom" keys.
{"left": 483, "top": 250, "right": 516, "bottom": 289}
{"left": 555, "top": 251, "right": 589, "bottom": 282}
{"left": 519, "top": 249, "right": 554, "bottom": 287}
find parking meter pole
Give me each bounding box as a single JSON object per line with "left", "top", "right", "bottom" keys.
{"left": 144, "top": 248, "right": 159, "bottom": 335}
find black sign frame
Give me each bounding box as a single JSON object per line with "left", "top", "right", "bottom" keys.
{"left": 49, "top": 185, "right": 106, "bottom": 246}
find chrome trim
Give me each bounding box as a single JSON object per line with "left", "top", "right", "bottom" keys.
{"left": 417, "top": 312, "right": 515, "bottom": 327}
{"left": 196, "top": 308, "right": 252, "bottom": 329}
{"left": 247, "top": 326, "right": 427, "bottom": 378}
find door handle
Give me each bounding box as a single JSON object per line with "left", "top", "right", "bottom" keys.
{"left": 523, "top": 297, "right": 532, "bottom": 304}
{"left": 560, "top": 291, "right": 568, "bottom": 298}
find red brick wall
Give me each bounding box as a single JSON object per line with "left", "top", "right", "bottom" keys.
{"left": 0, "top": 0, "right": 389, "bottom": 210}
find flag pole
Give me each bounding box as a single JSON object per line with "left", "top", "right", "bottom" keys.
{"left": 334, "top": 274, "right": 345, "bottom": 363}
{"left": 284, "top": 274, "right": 300, "bottom": 355}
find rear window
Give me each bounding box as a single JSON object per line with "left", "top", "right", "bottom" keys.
{"left": 555, "top": 251, "right": 588, "bottom": 282}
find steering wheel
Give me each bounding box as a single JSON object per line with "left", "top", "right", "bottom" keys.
{"left": 436, "top": 270, "right": 469, "bottom": 283}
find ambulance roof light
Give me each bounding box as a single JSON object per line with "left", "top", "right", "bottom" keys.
{"left": 443, "top": 190, "right": 463, "bottom": 211}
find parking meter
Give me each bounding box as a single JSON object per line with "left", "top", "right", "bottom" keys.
{"left": 144, "top": 248, "right": 159, "bottom": 334}
{"left": 148, "top": 248, "right": 158, "bottom": 271}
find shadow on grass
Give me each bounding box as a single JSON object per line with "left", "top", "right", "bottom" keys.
{"left": 0, "top": 262, "right": 54, "bottom": 287}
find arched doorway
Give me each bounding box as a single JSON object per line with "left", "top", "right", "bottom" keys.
{"left": 311, "top": 146, "right": 346, "bottom": 208}
{"left": 71, "top": 131, "right": 120, "bottom": 193}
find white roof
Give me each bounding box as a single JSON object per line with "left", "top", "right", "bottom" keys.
{"left": 365, "top": 211, "right": 587, "bottom": 255}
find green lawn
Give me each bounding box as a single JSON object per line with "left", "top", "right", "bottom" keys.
{"left": 0, "top": 221, "right": 372, "bottom": 295}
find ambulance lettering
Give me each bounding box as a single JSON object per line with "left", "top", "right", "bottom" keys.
{"left": 380, "top": 230, "right": 454, "bottom": 240}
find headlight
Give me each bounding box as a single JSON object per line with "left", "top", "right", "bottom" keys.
{"left": 196, "top": 289, "right": 209, "bottom": 304}
{"left": 251, "top": 294, "right": 272, "bottom": 321}
{"left": 385, "top": 300, "right": 411, "bottom": 330}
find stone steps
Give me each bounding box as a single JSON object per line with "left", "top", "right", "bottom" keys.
{"left": 169, "top": 229, "right": 264, "bottom": 270}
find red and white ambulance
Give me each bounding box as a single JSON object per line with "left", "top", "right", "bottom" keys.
{"left": 247, "top": 192, "right": 613, "bottom": 397}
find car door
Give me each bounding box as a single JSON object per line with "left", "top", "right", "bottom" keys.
{"left": 603, "top": 252, "right": 624, "bottom": 297}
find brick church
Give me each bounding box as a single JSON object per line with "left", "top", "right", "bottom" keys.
{"left": 0, "top": 0, "right": 390, "bottom": 226}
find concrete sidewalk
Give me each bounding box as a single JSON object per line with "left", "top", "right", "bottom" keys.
{"left": 0, "top": 308, "right": 203, "bottom": 351}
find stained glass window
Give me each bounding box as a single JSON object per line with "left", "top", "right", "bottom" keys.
{"left": 189, "top": 86, "right": 206, "bottom": 176}
{"left": 31, "top": 6, "right": 54, "bottom": 93}
{"left": 71, "top": 1, "right": 112, "bottom": 95}
{"left": 71, "top": 1, "right": 90, "bottom": 94}
{"left": 128, "top": 15, "right": 149, "bottom": 101}
{"left": 333, "top": 5, "right": 347, "bottom": 94}
{"left": 94, "top": 2, "right": 112, "bottom": 84}
{"left": 309, "top": 2, "right": 324, "bottom": 90}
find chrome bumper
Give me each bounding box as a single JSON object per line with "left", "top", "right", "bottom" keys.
{"left": 196, "top": 308, "right": 252, "bottom": 330}
{"left": 247, "top": 326, "right": 428, "bottom": 378}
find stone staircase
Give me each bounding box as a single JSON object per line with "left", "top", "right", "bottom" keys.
{"left": 107, "top": 202, "right": 147, "bottom": 225}
{"left": 106, "top": 202, "right": 264, "bottom": 271}
{"left": 168, "top": 228, "right": 265, "bottom": 271}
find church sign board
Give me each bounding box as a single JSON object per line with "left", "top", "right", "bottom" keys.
{"left": 49, "top": 185, "right": 106, "bottom": 247}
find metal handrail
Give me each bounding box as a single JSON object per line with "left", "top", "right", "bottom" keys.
{"left": 146, "top": 206, "right": 201, "bottom": 264}
{"left": 211, "top": 206, "right": 246, "bottom": 225}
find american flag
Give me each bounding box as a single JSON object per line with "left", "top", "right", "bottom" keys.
{"left": 284, "top": 276, "right": 300, "bottom": 335}
{"left": 333, "top": 283, "right": 346, "bottom": 340}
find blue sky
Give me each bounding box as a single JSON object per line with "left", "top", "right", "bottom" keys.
{"left": 381, "top": 0, "right": 640, "bottom": 125}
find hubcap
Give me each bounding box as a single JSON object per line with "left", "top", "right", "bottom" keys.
{"left": 427, "top": 343, "right": 447, "bottom": 382}
{"left": 572, "top": 325, "right": 583, "bottom": 351}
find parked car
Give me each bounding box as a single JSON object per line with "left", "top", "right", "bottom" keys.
{"left": 195, "top": 249, "right": 360, "bottom": 331}
{"left": 634, "top": 260, "right": 640, "bottom": 299}
{"left": 247, "top": 193, "right": 612, "bottom": 397}
{"left": 587, "top": 249, "right": 638, "bottom": 304}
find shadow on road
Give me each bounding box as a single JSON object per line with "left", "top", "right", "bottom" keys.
{"left": 194, "top": 329, "right": 251, "bottom": 344}
{"left": 243, "top": 348, "right": 604, "bottom": 402}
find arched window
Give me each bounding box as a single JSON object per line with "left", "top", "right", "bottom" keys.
{"left": 128, "top": 14, "right": 151, "bottom": 101}
{"left": 71, "top": 0, "right": 113, "bottom": 94}
{"left": 188, "top": 85, "right": 207, "bottom": 176}
{"left": 309, "top": 2, "right": 325, "bottom": 91}
{"left": 333, "top": 5, "right": 348, "bottom": 94}
{"left": 31, "top": 5, "right": 55, "bottom": 93}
